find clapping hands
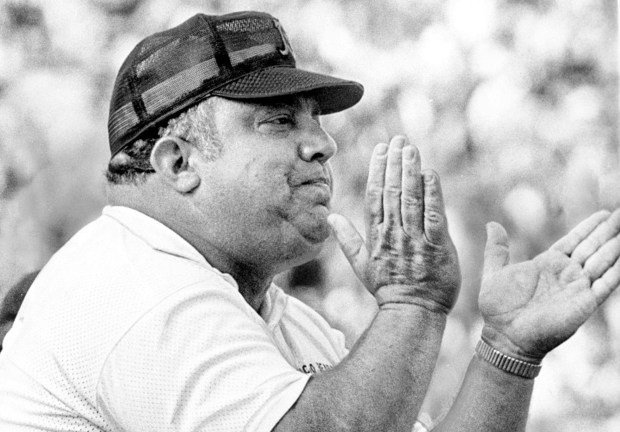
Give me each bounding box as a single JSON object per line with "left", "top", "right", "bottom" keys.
{"left": 480, "top": 210, "right": 620, "bottom": 361}
{"left": 329, "top": 134, "right": 620, "bottom": 362}
{"left": 329, "top": 136, "right": 460, "bottom": 314}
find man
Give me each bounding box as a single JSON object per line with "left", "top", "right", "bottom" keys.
{"left": 1, "top": 10, "right": 619, "bottom": 432}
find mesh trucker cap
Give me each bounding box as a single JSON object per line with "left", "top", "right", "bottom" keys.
{"left": 108, "top": 11, "right": 364, "bottom": 156}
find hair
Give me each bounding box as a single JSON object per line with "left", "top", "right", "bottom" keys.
{"left": 105, "top": 98, "right": 222, "bottom": 185}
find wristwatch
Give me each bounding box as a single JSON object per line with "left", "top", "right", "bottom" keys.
{"left": 475, "top": 339, "right": 542, "bottom": 379}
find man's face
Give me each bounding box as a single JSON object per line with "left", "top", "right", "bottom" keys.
{"left": 192, "top": 95, "right": 338, "bottom": 273}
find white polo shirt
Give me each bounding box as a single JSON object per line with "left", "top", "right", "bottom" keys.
{"left": 0, "top": 206, "right": 347, "bottom": 431}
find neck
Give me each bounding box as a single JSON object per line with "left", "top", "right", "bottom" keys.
{"left": 107, "top": 182, "right": 275, "bottom": 312}
{"left": 228, "top": 265, "right": 273, "bottom": 311}
{"left": 159, "top": 216, "right": 275, "bottom": 311}
{"left": 180, "top": 233, "right": 274, "bottom": 310}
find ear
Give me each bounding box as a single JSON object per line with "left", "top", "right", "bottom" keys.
{"left": 150, "top": 136, "right": 200, "bottom": 193}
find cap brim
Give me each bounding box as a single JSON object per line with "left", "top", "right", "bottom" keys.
{"left": 210, "top": 66, "right": 364, "bottom": 115}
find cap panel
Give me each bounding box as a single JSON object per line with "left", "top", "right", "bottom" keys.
{"left": 214, "top": 14, "right": 294, "bottom": 73}
{"left": 142, "top": 58, "right": 220, "bottom": 115}
{"left": 108, "top": 102, "right": 141, "bottom": 145}
{"left": 229, "top": 44, "right": 278, "bottom": 67}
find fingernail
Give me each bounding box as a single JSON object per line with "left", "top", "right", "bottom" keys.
{"left": 375, "top": 143, "right": 388, "bottom": 155}
{"left": 423, "top": 171, "right": 434, "bottom": 183}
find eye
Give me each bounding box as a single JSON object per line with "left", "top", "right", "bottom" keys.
{"left": 267, "top": 115, "right": 295, "bottom": 126}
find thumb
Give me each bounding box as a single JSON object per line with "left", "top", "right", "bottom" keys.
{"left": 328, "top": 213, "right": 369, "bottom": 284}
{"left": 483, "top": 222, "right": 510, "bottom": 275}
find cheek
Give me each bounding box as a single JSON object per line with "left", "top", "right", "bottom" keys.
{"left": 244, "top": 155, "right": 287, "bottom": 184}
{"left": 235, "top": 163, "right": 294, "bottom": 218}
{"left": 238, "top": 157, "right": 326, "bottom": 229}
{"left": 245, "top": 157, "right": 293, "bottom": 195}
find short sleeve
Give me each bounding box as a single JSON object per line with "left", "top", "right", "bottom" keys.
{"left": 97, "top": 281, "right": 310, "bottom": 432}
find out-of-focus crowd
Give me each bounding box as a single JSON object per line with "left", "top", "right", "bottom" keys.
{"left": 0, "top": 0, "right": 618, "bottom": 430}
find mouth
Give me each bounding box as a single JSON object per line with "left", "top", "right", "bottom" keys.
{"left": 295, "top": 178, "right": 332, "bottom": 207}
{"left": 300, "top": 178, "right": 330, "bottom": 188}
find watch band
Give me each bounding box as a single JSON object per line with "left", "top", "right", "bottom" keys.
{"left": 475, "top": 339, "right": 542, "bottom": 379}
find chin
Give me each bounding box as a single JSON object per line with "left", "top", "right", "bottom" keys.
{"left": 274, "top": 212, "right": 330, "bottom": 270}
{"left": 300, "top": 220, "right": 331, "bottom": 244}
{"left": 278, "top": 230, "right": 326, "bottom": 271}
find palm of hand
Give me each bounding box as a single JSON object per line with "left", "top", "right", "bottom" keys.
{"left": 479, "top": 211, "right": 620, "bottom": 361}
{"left": 480, "top": 250, "right": 596, "bottom": 360}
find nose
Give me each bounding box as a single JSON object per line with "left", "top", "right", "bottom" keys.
{"left": 297, "top": 121, "right": 337, "bottom": 163}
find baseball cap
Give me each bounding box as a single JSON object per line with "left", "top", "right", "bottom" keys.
{"left": 107, "top": 11, "right": 364, "bottom": 157}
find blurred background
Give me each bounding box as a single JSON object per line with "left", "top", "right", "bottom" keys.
{"left": 0, "top": 0, "right": 618, "bottom": 430}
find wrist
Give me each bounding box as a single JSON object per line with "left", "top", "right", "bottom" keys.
{"left": 481, "top": 325, "right": 545, "bottom": 364}
{"left": 375, "top": 284, "right": 452, "bottom": 315}
{"left": 475, "top": 338, "right": 542, "bottom": 379}
{"left": 377, "top": 300, "right": 447, "bottom": 334}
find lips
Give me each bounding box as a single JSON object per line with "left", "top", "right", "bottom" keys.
{"left": 291, "top": 175, "right": 332, "bottom": 206}
{"left": 289, "top": 170, "right": 331, "bottom": 189}
{"left": 300, "top": 177, "right": 330, "bottom": 187}
{"left": 297, "top": 177, "right": 332, "bottom": 197}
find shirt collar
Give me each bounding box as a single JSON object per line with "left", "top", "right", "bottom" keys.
{"left": 102, "top": 205, "right": 238, "bottom": 287}
{"left": 260, "top": 284, "right": 289, "bottom": 328}
{"left": 102, "top": 205, "right": 286, "bottom": 324}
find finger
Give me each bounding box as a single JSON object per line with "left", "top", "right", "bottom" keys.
{"left": 483, "top": 222, "right": 510, "bottom": 275}
{"left": 584, "top": 234, "right": 620, "bottom": 281}
{"left": 365, "top": 143, "right": 388, "bottom": 244}
{"left": 422, "top": 170, "right": 448, "bottom": 244}
{"left": 383, "top": 136, "right": 406, "bottom": 227}
{"left": 571, "top": 209, "right": 620, "bottom": 265}
{"left": 550, "top": 210, "right": 610, "bottom": 256}
{"left": 328, "top": 213, "right": 369, "bottom": 285}
{"left": 401, "top": 144, "right": 424, "bottom": 237}
{"left": 591, "top": 255, "right": 620, "bottom": 305}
